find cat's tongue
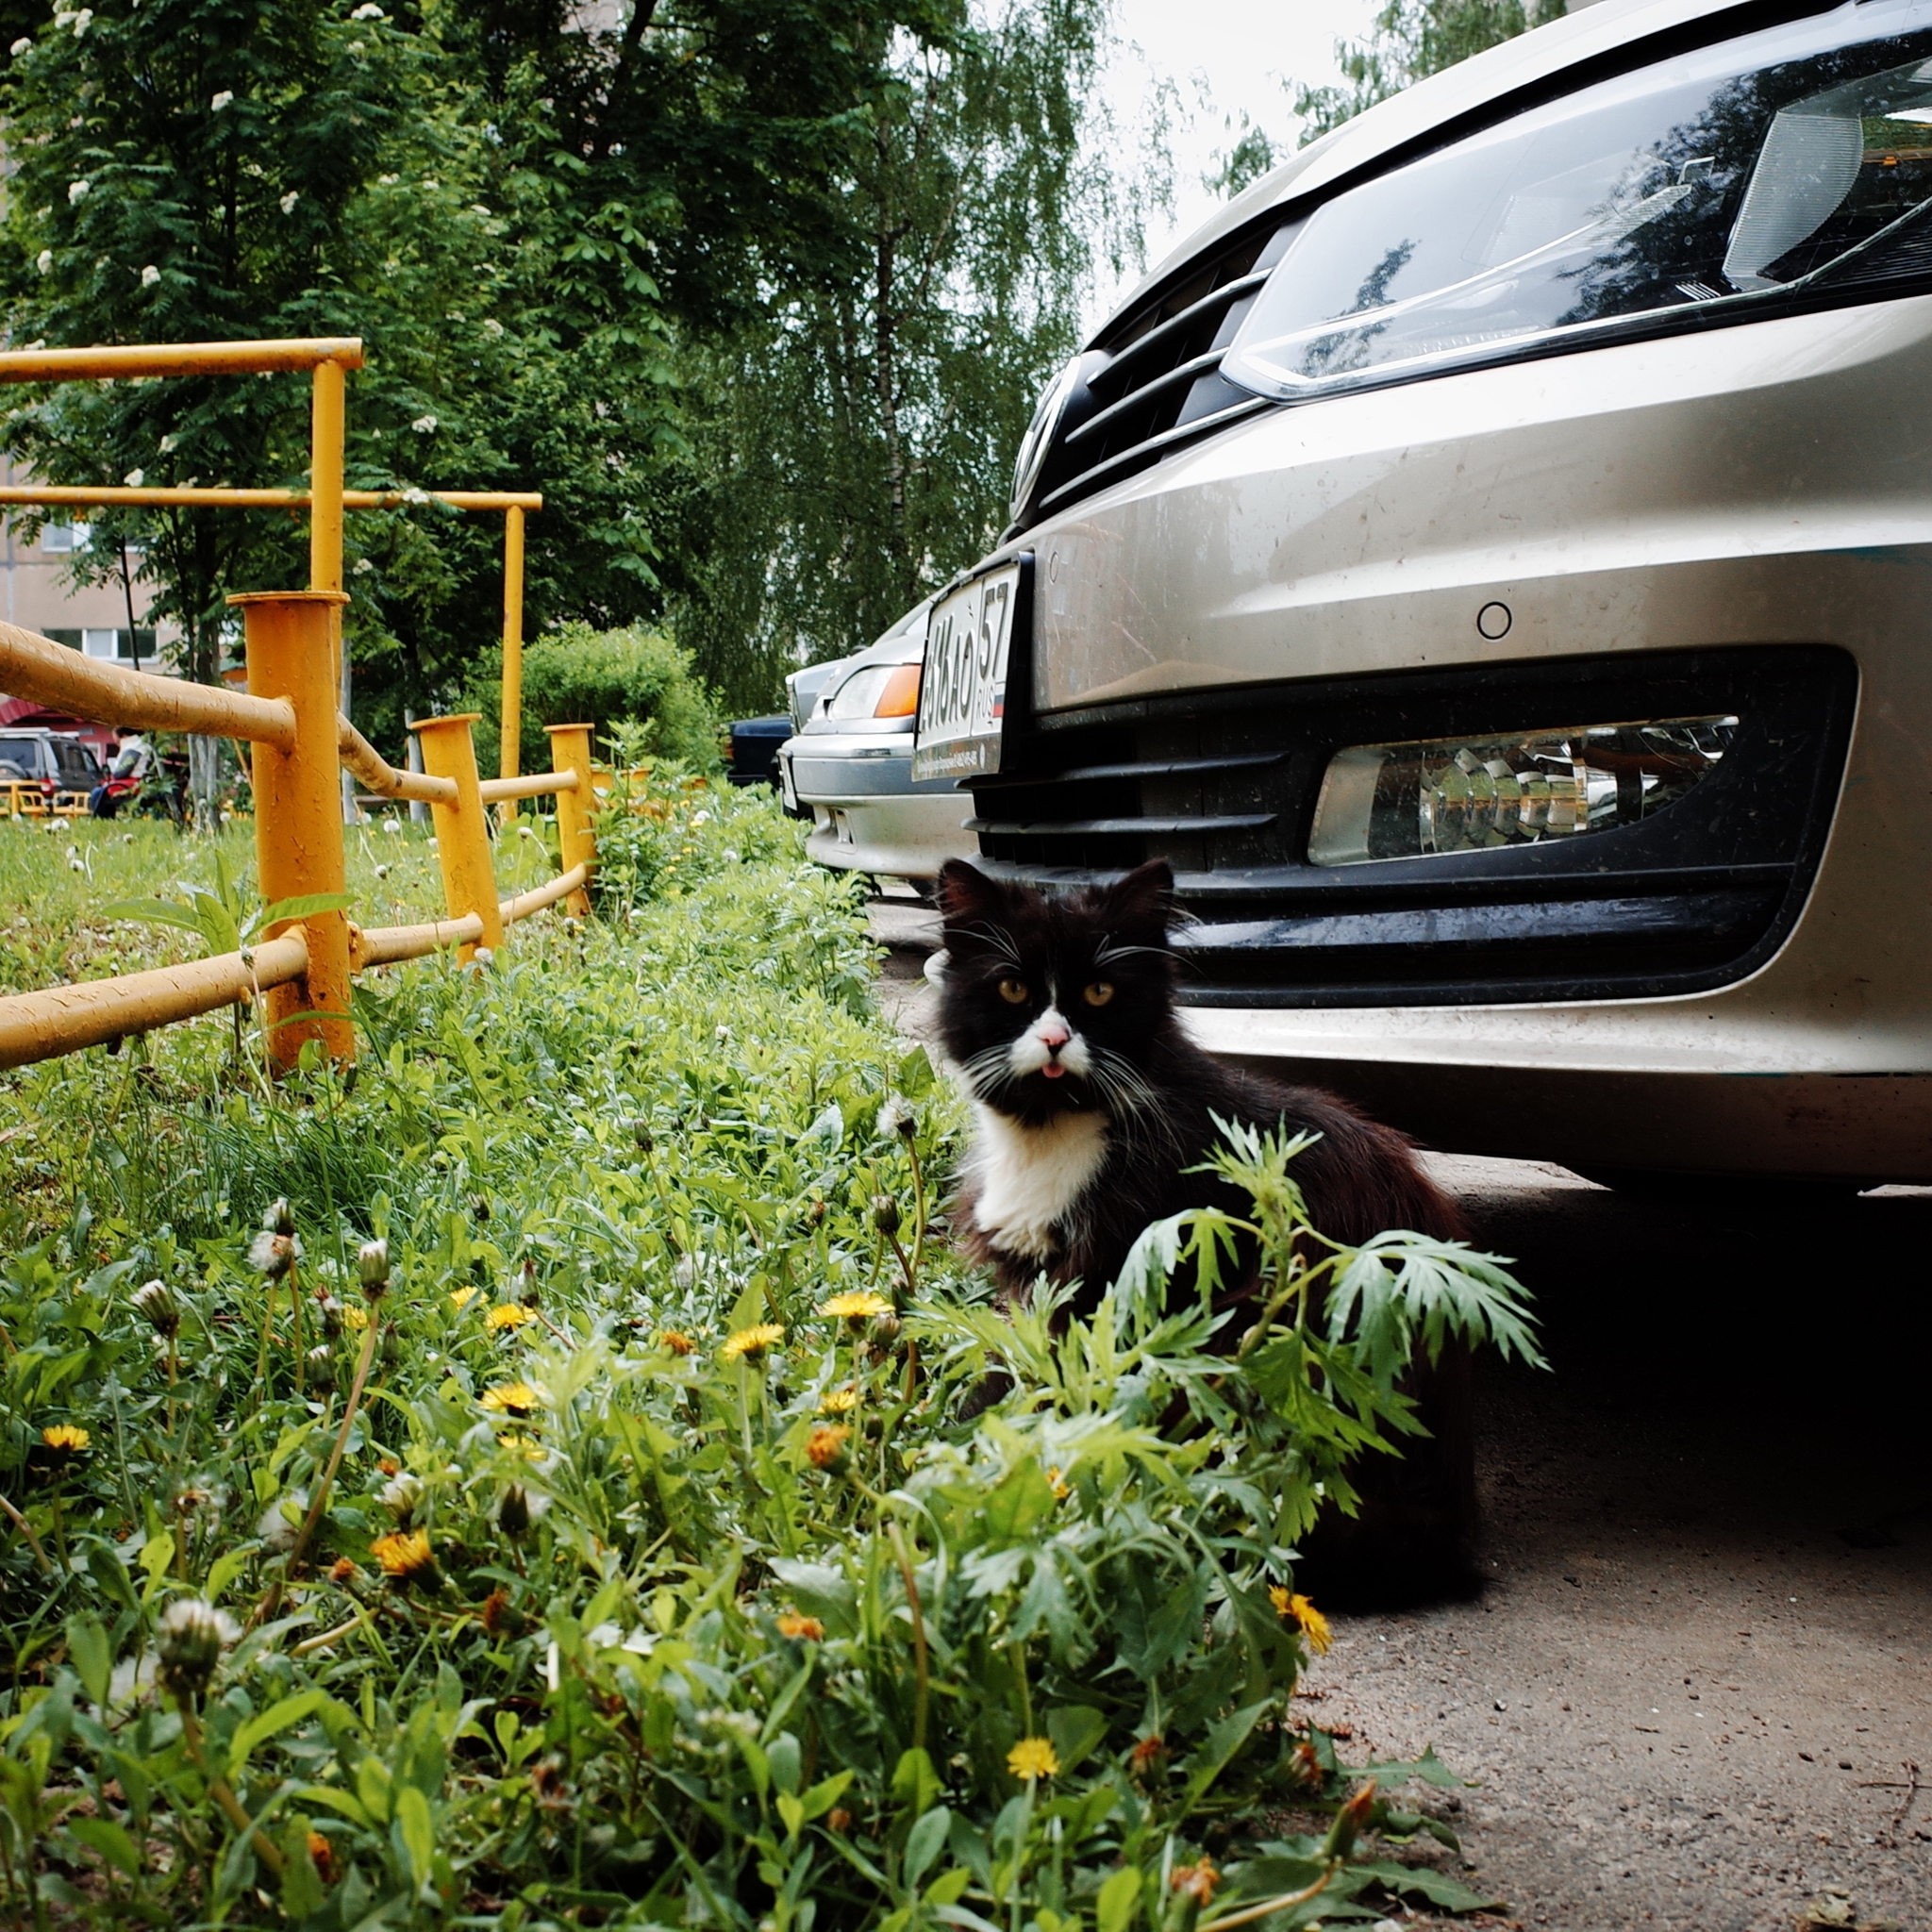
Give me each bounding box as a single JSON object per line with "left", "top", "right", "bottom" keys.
{"left": 1040, "top": 1063, "right": 1065, "bottom": 1080}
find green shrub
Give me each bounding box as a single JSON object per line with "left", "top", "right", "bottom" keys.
{"left": 468, "top": 623, "right": 723, "bottom": 778}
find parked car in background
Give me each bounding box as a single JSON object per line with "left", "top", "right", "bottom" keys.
{"left": 727, "top": 715, "right": 791, "bottom": 787}
{"left": 0, "top": 726, "right": 101, "bottom": 810}
{"left": 915, "top": 0, "right": 1932, "bottom": 1188}
{"left": 778, "top": 601, "right": 974, "bottom": 892}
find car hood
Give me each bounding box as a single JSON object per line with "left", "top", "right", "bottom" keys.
{"left": 1099, "top": 0, "right": 1780, "bottom": 343}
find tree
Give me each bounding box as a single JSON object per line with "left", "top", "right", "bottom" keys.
{"left": 1208, "top": 0, "right": 1564, "bottom": 196}
{"left": 670, "top": 0, "right": 1115, "bottom": 708}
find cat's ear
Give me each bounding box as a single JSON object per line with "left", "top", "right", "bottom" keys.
{"left": 1095, "top": 859, "right": 1174, "bottom": 941}
{"left": 937, "top": 859, "right": 1014, "bottom": 953}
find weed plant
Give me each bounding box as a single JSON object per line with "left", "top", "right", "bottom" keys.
{"left": 0, "top": 774, "right": 1537, "bottom": 1929}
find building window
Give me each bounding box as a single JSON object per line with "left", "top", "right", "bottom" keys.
{"left": 40, "top": 522, "right": 91, "bottom": 554}
{"left": 46, "top": 627, "right": 156, "bottom": 661}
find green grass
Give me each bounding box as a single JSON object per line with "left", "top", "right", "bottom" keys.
{"left": 0, "top": 774, "right": 1526, "bottom": 1930}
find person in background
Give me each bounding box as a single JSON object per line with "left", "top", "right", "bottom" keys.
{"left": 90, "top": 732, "right": 149, "bottom": 817}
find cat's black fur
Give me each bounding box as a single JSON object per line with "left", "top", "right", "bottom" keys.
{"left": 935, "top": 857, "right": 1479, "bottom": 1606}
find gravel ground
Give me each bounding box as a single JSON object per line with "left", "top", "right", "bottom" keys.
{"left": 867, "top": 904, "right": 1932, "bottom": 1930}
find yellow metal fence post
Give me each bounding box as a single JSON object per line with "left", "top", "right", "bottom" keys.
{"left": 234, "top": 590, "right": 355, "bottom": 1070}
{"left": 499, "top": 506, "right": 525, "bottom": 823}
{"left": 412, "top": 713, "right": 505, "bottom": 962}
{"left": 545, "top": 723, "right": 596, "bottom": 920}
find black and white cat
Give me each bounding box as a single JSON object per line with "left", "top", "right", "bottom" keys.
{"left": 934, "top": 857, "right": 1465, "bottom": 1297}
{"left": 933, "top": 856, "right": 1478, "bottom": 1601}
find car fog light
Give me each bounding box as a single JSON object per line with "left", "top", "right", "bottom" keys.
{"left": 1307, "top": 715, "right": 1737, "bottom": 866}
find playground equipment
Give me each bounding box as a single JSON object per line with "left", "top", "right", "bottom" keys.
{"left": 0, "top": 337, "right": 592, "bottom": 1074}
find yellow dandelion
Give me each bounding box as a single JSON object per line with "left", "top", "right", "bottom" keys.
{"left": 449, "top": 1286, "right": 479, "bottom": 1311}
{"left": 370, "top": 1530, "right": 437, "bottom": 1580}
{"left": 42, "top": 1424, "right": 90, "bottom": 1453}
{"left": 1171, "top": 1858, "right": 1219, "bottom": 1906}
{"left": 495, "top": 1432, "right": 545, "bottom": 1461}
{"left": 805, "top": 1423, "right": 852, "bottom": 1470}
{"left": 818, "top": 1386, "right": 860, "bottom": 1415}
{"left": 1269, "top": 1586, "right": 1332, "bottom": 1655}
{"left": 819, "top": 1291, "right": 891, "bottom": 1322}
{"left": 342, "top": 1303, "right": 370, "bottom": 1332}
{"left": 775, "top": 1612, "right": 824, "bottom": 1641}
{"left": 720, "top": 1323, "right": 784, "bottom": 1362}
{"left": 658, "top": 1329, "right": 695, "bottom": 1356}
{"left": 1045, "top": 1466, "right": 1070, "bottom": 1500}
{"left": 1007, "top": 1737, "right": 1058, "bottom": 1782}
{"left": 480, "top": 1380, "right": 541, "bottom": 1417}
{"left": 485, "top": 1303, "right": 537, "bottom": 1333}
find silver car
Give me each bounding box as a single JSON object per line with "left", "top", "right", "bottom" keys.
{"left": 915, "top": 0, "right": 1932, "bottom": 1187}
{"left": 778, "top": 603, "right": 974, "bottom": 891}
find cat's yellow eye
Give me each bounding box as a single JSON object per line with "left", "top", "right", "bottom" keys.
{"left": 1083, "top": 981, "right": 1114, "bottom": 1008}
{"left": 997, "top": 977, "right": 1029, "bottom": 1005}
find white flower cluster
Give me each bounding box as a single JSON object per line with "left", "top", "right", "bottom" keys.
{"left": 410, "top": 413, "right": 438, "bottom": 434}
{"left": 209, "top": 89, "right": 232, "bottom": 109}
{"left": 66, "top": 179, "right": 88, "bottom": 204}
{"left": 350, "top": 2, "right": 386, "bottom": 16}
{"left": 140, "top": 263, "right": 159, "bottom": 286}
{"left": 279, "top": 190, "right": 298, "bottom": 215}
{"left": 124, "top": 468, "right": 143, "bottom": 487}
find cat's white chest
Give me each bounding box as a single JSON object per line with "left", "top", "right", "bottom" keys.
{"left": 965, "top": 1104, "right": 1109, "bottom": 1262}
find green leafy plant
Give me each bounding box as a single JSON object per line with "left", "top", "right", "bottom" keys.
{"left": 0, "top": 784, "right": 1531, "bottom": 1927}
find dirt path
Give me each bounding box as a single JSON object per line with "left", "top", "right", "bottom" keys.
{"left": 867, "top": 904, "right": 1932, "bottom": 1930}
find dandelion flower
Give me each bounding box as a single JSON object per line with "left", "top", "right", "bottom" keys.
{"left": 818, "top": 1386, "right": 860, "bottom": 1415}
{"left": 370, "top": 1529, "right": 436, "bottom": 1580}
{"left": 658, "top": 1328, "right": 694, "bottom": 1356}
{"left": 449, "top": 1285, "right": 478, "bottom": 1311}
{"left": 156, "top": 1597, "right": 240, "bottom": 1700}
{"left": 480, "top": 1379, "right": 541, "bottom": 1417}
{"left": 42, "top": 1424, "right": 89, "bottom": 1453}
{"left": 247, "top": 1228, "right": 297, "bottom": 1279}
{"left": 495, "top": 1431, "right": 545, "bottom": 1461}
{"left": 1269, "top": 1587, "right": 1332, "bottom": 1655}
{"left": 1045, "top": 1466, "right": 1070, "bottom": 1501}
{"left": 720, "top": 1323, "right": 783, "bottom": 1362}
{"left": 1007, "top": 1737, "right": 1058, "bottom": 1781}
{"left": 876, "top": 1093, "right": 917, "bottom": 1140}
{"left": 342, "top": 1303, "right": 370, "bottom": 1333}
{"left": 1171, "top": 1858, "right": 1219, "bottom": 1906}
{"left": 775, "top": 1612, "right": 824, "bottom": 1641}
{"left": 1128, "top": 1733, "right": 1166, "bottom": 1776}
{"left": 327, "top": 1557, "right": 360, "bottom": 1584}
{"left": 819, "top": 1291, "right": 891, "bottom": 1323}
{"left": 804, "top": 1423, "right": 851, "bottom": 1470}
{"left": 485, "top": 1302, "right": 536, "bottom": 1334}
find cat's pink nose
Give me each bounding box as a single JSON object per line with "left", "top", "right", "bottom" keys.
{"left": 1035, "top": 1021, "right": 1070, "bottom": 1051}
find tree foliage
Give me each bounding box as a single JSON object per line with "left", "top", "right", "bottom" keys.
{"left": 1209, "top": 0, "right": 1565, "bottom": 198}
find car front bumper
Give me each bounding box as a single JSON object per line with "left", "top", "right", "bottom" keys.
{"left": 781, "top": 735, "right": 974, "bottom": 882}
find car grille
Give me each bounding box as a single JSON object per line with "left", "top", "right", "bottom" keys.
{"left": 1022, "top": 219, "right": 1293, "bottom": 528}
{"left": 963, "top": 647, "right": 1855, "bottom": 1008}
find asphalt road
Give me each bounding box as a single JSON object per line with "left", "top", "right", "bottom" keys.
{"left": 870, "top": 902, "right": 1932, "bottom": 1931}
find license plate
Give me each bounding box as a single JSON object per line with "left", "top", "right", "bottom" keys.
{"left": 912, "top": 561, "right": 1023, "bottom": 782}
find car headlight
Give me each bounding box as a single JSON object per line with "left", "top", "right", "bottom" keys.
{"left": 1223, "top": 4, "right": 1932, "bottom": 405}
{"left": 825, "top": 662, "right": 922, "bottom": 722}
{"left": 1307, "top": 715, "right": 1737, "bottom": 867}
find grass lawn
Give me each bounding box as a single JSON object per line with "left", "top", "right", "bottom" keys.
{"left": 0, "top": 775, "right": 1515, "bottom": 1930}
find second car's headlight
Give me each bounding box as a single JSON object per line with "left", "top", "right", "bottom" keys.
{"left": 826, "top": 662, "right": 922, "bottom": 722}
{"left": 1223, "top": 4, "right": 1932, "bottom": 405}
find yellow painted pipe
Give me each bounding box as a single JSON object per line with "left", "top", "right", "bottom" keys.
{"left": 338, "top": 716, "right": 458, "bottom": 805}
{"left": 235, "top": 591, "right": 355, "bottom": 1068}
{"left": 499, "top": 505, "right": 525, "bottom": 819}
{"left": 0, "top": 618, "right": 295, "bottom": 746}
{"left": 349, "top": 912, "right": 486, "bottom": 969}
{"left": 544, "top": 724, "right": 596, "bottom": 921}
{"left": 411, "top": 713, "right": 505, "bottom": 961}
{"left": 0, "top": 485, "right": 543, "bottom": 510}
{"left": 501, "top": 863, "right": 590, "bottom": 926}
{"left": 0, "top": 929, "right": 308, "bottom": 1071}
{"left": 476, "top": 769, "right": 576, "bottom": 805}
{"left": 0, "top": 339, "right": 363, "bottom": 383}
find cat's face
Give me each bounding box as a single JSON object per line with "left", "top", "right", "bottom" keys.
{"left": 933, "top": 859, "right": 1177, "bottom": 1127}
